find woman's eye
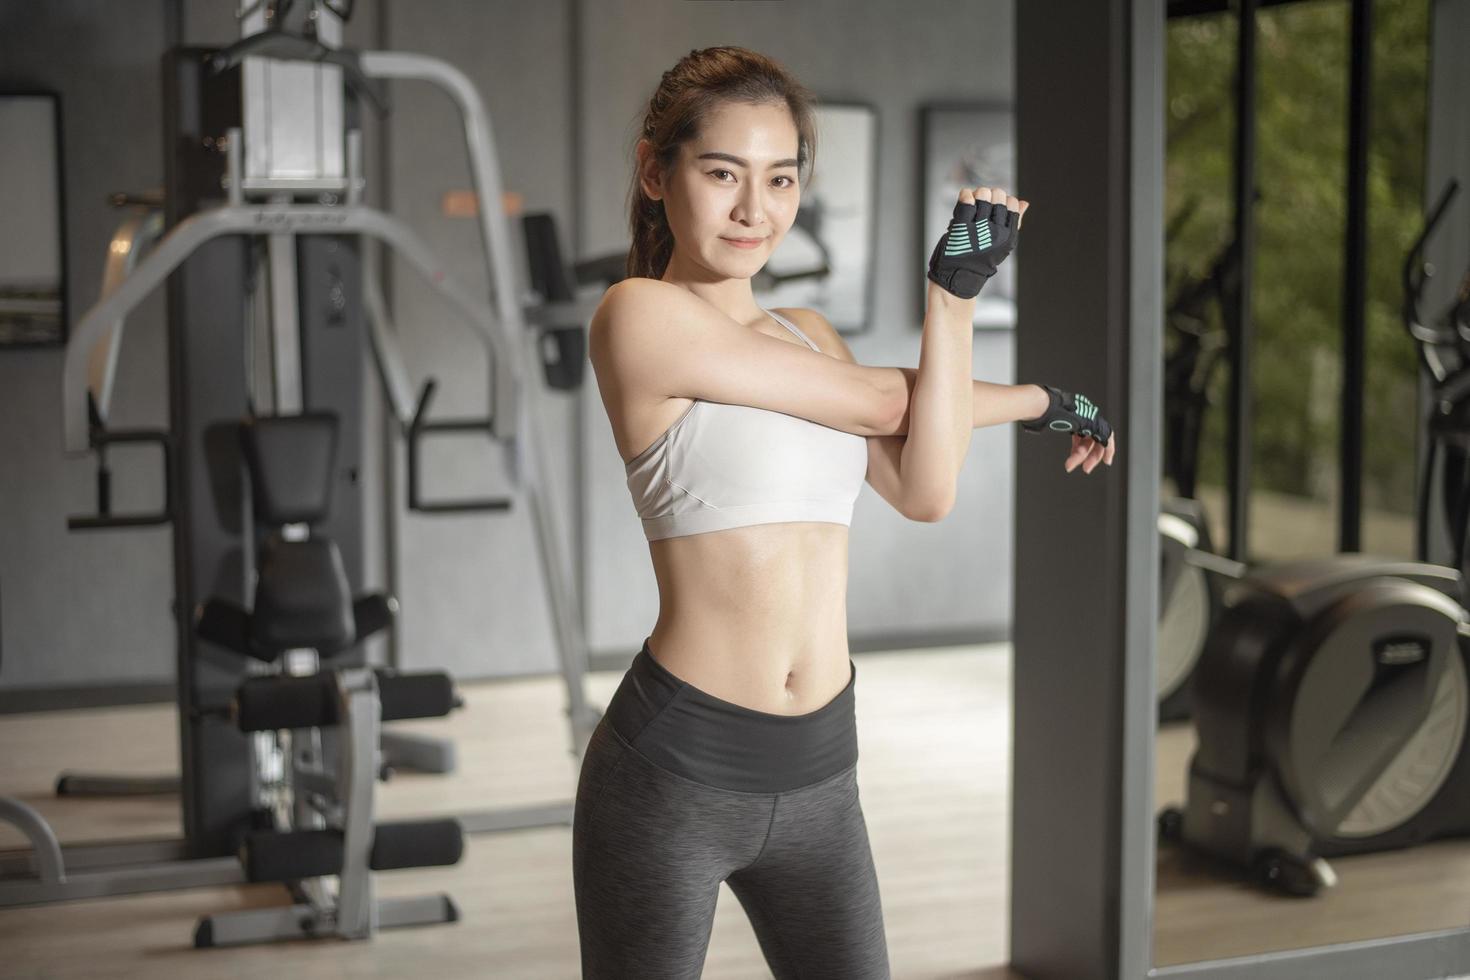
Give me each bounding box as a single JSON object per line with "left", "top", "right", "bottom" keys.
{"left": 710, "top": 170, "right": 795, "bottom": 188}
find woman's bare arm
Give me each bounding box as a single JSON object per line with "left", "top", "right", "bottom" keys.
{"left": 886, "top": 282, "right": 979, "bottom": 519}
{"left": 780, "top": 308, "right": 1049, "bottom": 521}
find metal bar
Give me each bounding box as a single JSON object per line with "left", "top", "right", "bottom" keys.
{"left": 355, "top": 49, "right": 529, "bottom": 379}
{"left": 334, "top": 669, "right": 379, "bottom": 940}
{"left": 268, "top": 229, "right": 303, "bottom": 414}
{"left": 54, "top": 773, "right": 178, "bottom": 797}
{"left": 356, "top": 50, "right": 525, "bottom": 441}
{"left": 1227, "top": 0, "right": 1259, "bottom": 564}
{"left": 0, "top": 799, "right": 63, "bottom": 884}
{"left": 62, "top": 204, "right": 505, "bottom": 454}
{"left": 355, "top": 50, "right": 598, "bottom": 756}
{"left": 0, "top": 837, "right": 187, "bottom": 876}
{"left": 1340, "top": 0, "right": 1372, "bottom": 553}
{"left": 1151, "top": 927, "right": 1470, "bottom": 979}
{"left": 1125, "top": 0, "right": 1167, "bottom": 976}
{"left": 372, "top": 0, "right": 402, "bottom": 674}
{"left": 89, "top": 210, "right": 165, "bottom": 418}
{"left": 1166, "top": 0, "right": 1305, "bottom": 18}
{"left": 0, "top": 857, "right": 243, "bottom": 909}
{"left": 197, "top": 902, "right": 324, "bottom": 947}
{"left": 375, "top": 894, "right": 458, "bottom": 928}
{"left": 361, "top": 268, "right": 417, "bottom": 425}
{"left": 456, "top": 802, "right": 573, "bottom": 835}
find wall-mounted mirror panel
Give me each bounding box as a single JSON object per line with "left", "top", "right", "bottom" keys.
{"left": 1150, "top": 0, "right": 1470, "bottom": 968}
{"left": 0, "top": 91, "right": 67, "bottom": 346}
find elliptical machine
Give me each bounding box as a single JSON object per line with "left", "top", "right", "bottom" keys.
{"left": 1157, "top": 180, "right": 1470, "bottom": 897}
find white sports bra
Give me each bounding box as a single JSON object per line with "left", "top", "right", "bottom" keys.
{"left": 623, "top": 309, "right": 869, "bottom": 541}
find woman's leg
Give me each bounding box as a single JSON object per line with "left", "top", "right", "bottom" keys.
{"left": 724, "top": 764, "right": 891, "bottom": 980}
{"left": 573, "top": 721, "right": 771, "bottom": 980}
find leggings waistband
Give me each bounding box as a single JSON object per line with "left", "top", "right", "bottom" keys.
{"left": 602, "top": 638, "right": 859, "bottom": 793}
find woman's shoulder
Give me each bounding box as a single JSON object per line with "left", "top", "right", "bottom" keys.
{"left": 602, "top": 276, "right": 682, "bottom": 308}
{"left": 592, "top": 279, "right": 704, "bottom": 340}
{"left": 770, "top": 308, "right": 853, "bottom": 363}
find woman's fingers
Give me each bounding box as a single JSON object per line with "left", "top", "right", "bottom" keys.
{"left": 1085, "top": 440, "right": 1106, "bottom": 473}
{"left": 1064, "top": 434, "right": 1117, "bottom": 474}
{"left": 963, "top": 187, "right": 1028, "bottom": 227}
{"left": 1065, "top": 436, "right": 1086, "bottom": 473}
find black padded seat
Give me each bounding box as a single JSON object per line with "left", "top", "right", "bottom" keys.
{"left": 252, "top": 536, "right": 356, "bottom": 654}
{"left": 193, "top": 412, "right": 394, "bottom": 663}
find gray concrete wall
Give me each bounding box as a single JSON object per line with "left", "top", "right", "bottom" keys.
{"left": 0, "top": 2, "right": 176, "bottom": 690}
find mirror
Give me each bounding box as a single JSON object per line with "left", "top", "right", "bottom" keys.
{"left": 1151, "top": 0, "right": 1470, "bottom": 967}
{"left": 0, "top": 92, "right": 66, "bottom": 346}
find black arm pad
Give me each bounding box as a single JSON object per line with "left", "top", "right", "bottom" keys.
{"left": 375, "top": 669, "right": 457, "bottom": 721}
{"left": 235, "top": 673, "right": 338, "bottom": 732}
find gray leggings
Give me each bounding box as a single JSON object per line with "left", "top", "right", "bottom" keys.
{"left": 572, "top": 640, "right": 890, "bottom": 979}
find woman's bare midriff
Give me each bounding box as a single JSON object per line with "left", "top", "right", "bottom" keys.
{"left": 607, "top": 308, "right": 853, "bottom": 715}
{"left": 646, "top": 520, "right": 853, "bottom": 715}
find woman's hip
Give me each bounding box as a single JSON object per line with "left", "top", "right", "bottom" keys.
{"left": 597, "top": 638, "right": 859, "bottom": 794}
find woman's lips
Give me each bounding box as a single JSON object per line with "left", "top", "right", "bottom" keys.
{"left": 722, "top": 237, "right": 766, "bottom": 249}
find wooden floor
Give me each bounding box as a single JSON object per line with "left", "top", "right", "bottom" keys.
{"left": 3, "top": 644, "right": 1468, "bottom": 978}
{"left": 1153, "top": 721, "right": 1470, "bottom": 967}
{"left": 0, "top": 646, "right": 1024, "bottom": 980}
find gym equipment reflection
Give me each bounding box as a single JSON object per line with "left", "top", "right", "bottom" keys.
{"left": 1150, "top": 3, "right": 1462, "bottom": 965}
{"left": 1154, "top": 157, "right": 1470, "bottom": 972}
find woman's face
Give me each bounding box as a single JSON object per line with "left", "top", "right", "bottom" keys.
{"left": 643, "top": 100, "right": 802, "bottom": 279}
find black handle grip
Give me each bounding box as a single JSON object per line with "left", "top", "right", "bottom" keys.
{"left": 68, "top": 422, "right": 174, "bottom": 531}
{"left": 405, "top": 378, "right": 514, "bottom": 514}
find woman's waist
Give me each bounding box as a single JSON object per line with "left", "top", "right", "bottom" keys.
{"left": 649, "top": 522, "right": 850, "bottom": 608}
{"left": 601, "top": 638, "right": 859, "bottom": 793}
{"left": 647, "top": 620, "right": 851, "bottom": 712}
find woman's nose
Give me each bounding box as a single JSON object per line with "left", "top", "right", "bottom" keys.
{"left": 734, "top": 185, "right": 766, "bottom": 224}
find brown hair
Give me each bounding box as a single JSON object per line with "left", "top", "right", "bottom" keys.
{"left": 626, "top": 46, "right": 818, "bottom": 281}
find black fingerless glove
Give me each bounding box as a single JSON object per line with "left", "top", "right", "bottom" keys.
{"left": 1021, "top": 384, "right": 1113, "bottom": 445}
{"left": 926, "top": 198, "right": 1020, "bottom": 299}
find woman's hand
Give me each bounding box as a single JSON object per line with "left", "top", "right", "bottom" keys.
{"left": 926, "top": 186, "right": 1029, "bottom": 299}
{"left": 1021, "top": 383, "right": 1118, "bottom": 474}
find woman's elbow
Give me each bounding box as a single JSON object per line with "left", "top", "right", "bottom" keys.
{"left": 906, "top": 491, "right": 956, "bottom": 523}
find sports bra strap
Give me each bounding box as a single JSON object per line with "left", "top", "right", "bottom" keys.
{"left": 766, "top": 309, "right": 820, "bottom": 353}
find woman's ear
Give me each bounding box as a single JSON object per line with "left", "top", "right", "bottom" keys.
{"left": 636, "top": 139, "right": 664, "bottom": 202}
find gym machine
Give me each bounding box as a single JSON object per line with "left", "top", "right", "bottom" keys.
{"left": 1, "top": 0, "right": 603, "bottom": 919}
{"left": 1156, "top": 198, "right": 1242, "bottom": 721}
{"left": 1157, "top": 180, "right": 1470, "bottom": 896}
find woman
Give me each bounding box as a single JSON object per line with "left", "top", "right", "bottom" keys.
{"left": 574, "top": 46, "right": 1117, "bottom": 980}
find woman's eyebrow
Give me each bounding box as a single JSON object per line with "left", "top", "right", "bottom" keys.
{"left": 697, "top": 151, "right": 799, "bottom": 169}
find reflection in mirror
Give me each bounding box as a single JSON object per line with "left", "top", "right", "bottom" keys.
{"left": 0, "top": 92, "right": 66, "bottom": 346}
{"left": 1151, "top": 0, "right": 1470, "bottom": 968}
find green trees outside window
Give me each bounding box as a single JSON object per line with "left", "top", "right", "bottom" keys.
{"left": 1164, "top": 0, "right": 1431, "bottom": 562}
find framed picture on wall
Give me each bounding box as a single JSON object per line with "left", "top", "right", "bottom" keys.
{"left": 919, "top": 103, "right": 1015, "bottom": 329}
{"left": 0, "top": 91, "right": 68, "bottom": 347}
{"left": 754, "top": 100, "right": 877, "bottom": 335}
